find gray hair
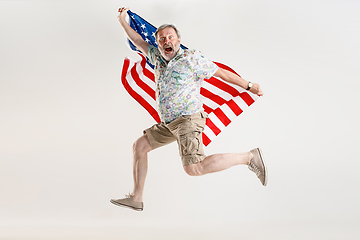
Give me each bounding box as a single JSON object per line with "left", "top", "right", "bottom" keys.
{"left": 154, "top": 24, "right": 181, "bottom": 42}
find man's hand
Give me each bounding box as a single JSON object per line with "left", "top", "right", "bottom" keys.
{"left": 118, "top": 7, "right": 129, "bottom": 24}
{"left": 249, "top": 83, "right": 264, "bottom": 96}
{"left": 116, "top": 7, "right": 150, "bottom": 57}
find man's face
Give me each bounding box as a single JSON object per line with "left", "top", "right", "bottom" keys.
{"left": 156, "top": 27, "right": 181, "bottom": 61}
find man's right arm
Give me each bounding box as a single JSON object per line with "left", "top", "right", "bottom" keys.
{"left": 118, "top": 7, "right": 150, "bottom": 57}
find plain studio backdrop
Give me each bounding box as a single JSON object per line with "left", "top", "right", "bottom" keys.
{"left": 1, "top": 0, "right": 359, "bottom": 239}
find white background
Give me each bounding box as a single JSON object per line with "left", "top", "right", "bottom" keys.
{"left": 1, "top": 0, "right": 359, "bottom": 239}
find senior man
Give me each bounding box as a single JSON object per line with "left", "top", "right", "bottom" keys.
{"left": 111, "top": 7, "right": 267, "bottom": 211}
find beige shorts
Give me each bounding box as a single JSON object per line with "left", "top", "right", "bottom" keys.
{"left": 144, "top": 111, "right": 208, "bottom": 166}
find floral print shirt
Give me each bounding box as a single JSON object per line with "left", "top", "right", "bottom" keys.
{"left": 147, "top": 45, "right": 218, "bottom": 123}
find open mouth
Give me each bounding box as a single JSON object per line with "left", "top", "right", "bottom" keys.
{"left": 164, "top": 46, "right": 173, "bottom": 53}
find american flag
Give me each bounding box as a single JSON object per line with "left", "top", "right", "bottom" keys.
{"left": 121, "top": 10, "right": 260, "bottom": 146}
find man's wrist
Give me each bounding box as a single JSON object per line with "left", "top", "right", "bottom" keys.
{"left": 246, "top": 82, "right": 253, "bottom": 90}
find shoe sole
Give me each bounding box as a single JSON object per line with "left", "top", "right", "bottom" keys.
{"left": 256, "top": 148, "right": 268, "bottom": 186}
{"left": 110, "top": 199, "right": 143, "bottom": 211}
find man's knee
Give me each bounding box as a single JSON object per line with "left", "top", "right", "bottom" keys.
{"left": 133, "top": 134, "right": 152, "bottom": 154}
{"left": 183, "top": 163, "right": 203, "bottom": 176}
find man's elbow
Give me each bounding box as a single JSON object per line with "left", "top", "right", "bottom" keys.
{"left": 214, "top": 68, "right": 230, "bottom": 81}
{"left": 214, "top": 68, "right": 225, "bottom": 79}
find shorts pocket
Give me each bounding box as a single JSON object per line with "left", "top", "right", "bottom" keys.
{"left": 179, "top": 131, "right": 201, "bottom": 156}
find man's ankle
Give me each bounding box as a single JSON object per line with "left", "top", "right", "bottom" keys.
{"left": 247, "top": 151, "right": 253, "bottom": 165}
{"left": 132, "top": 195, "right": 143, "bottom": 202}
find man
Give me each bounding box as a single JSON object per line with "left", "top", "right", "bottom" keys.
{"left": 111, "top": 7, "right": 267, "bottom": 211}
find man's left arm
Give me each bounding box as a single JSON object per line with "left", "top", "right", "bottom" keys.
{"left": 213, "top": 68, "right": 264, "bottom": 96}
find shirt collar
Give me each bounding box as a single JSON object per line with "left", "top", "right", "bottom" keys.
{"left": 173, "top": 47, "right": 184, "bottom": 61}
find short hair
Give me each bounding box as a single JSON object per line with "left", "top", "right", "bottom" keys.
{"left": 154, "top": 24, "right": 181, "bottom": 43}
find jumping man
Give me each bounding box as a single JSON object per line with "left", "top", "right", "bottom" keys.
{"left": 111, "top": 7, "right": 267, "bottom": 211}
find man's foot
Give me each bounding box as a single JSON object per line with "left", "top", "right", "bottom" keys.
{"left": 249, "top": 148, "right": 268, "bottom": 186}
{"left": 110, "top": 194, "right": 143, "bottom": 211}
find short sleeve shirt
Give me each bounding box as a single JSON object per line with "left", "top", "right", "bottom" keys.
{"left": 147, "top": 45, "right": 218, "bottom": 123}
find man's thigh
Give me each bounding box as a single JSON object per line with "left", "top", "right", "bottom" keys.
{"left": 143, "top": 122, "right": 177, "bottom": 150}
{"left": 167, "top": 111, "right": 207, "bottom": 166}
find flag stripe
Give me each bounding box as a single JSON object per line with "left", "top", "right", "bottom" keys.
{"left": 234, "top": 96, "right": 250, "bottom": 112}
{"left": 202, "top": 104, "right": 213, "bottom": 114}
{"left": 139, "top": 54, "right": 155, "bottom": 82}
{"left": 122, "top": 59, "right": 161, "bottom": 122}
{"left": 205, "top": 77, "right": 241, "bottom": 98}
{"left": 126, "top": 60, "right": 157, "bottom": 107}
{"left": 206, "top": 118, "right": 221, "bottom": 136}
{"left": 240, "top": 92, "right": 255, "bottom": 106}
{"left": 226, "top": 99, "right": 243, "bottom": 116}
{"left": 213, "top": 108, "right": 232, "bottom": 126}
{"left": 204, "top": 124, "right": 217, "bottom": 140}
{"left": 200, "top": 88, "right": 227, "bottom": 106}
{"left": 202, "top": 133, "right": 211, "bottom": 146}
{"left": 221, "top": 103, "right": 237, "bottom": 121}
{"left": 201, "top": 95, "right": 222, "bottom": 110}
{"left": 131, "top": 60, "right": 156, "bottom": 99}
{"left": 209, "top": 113, "right": 226, "bottom": 130}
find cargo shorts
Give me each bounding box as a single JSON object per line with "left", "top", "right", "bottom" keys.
{"left": 144, "top": 111, "right": 208, "bottom": 166}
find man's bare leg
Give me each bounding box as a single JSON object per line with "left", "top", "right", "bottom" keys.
{"left": 183, "top": 152, "right": 253, "bottom": 176}
{"left": 130, "top": 134, "right": 152, "bottom": 202}
{"left": 183, "top": 149, "right": 267, "bottom": 185}
{"left": 110, "top": 134, "right": 152, "bottom": 211}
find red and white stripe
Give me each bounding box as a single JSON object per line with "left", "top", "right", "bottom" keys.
{"left": 121, "top": 53, "right": 259, "bottom": 146}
